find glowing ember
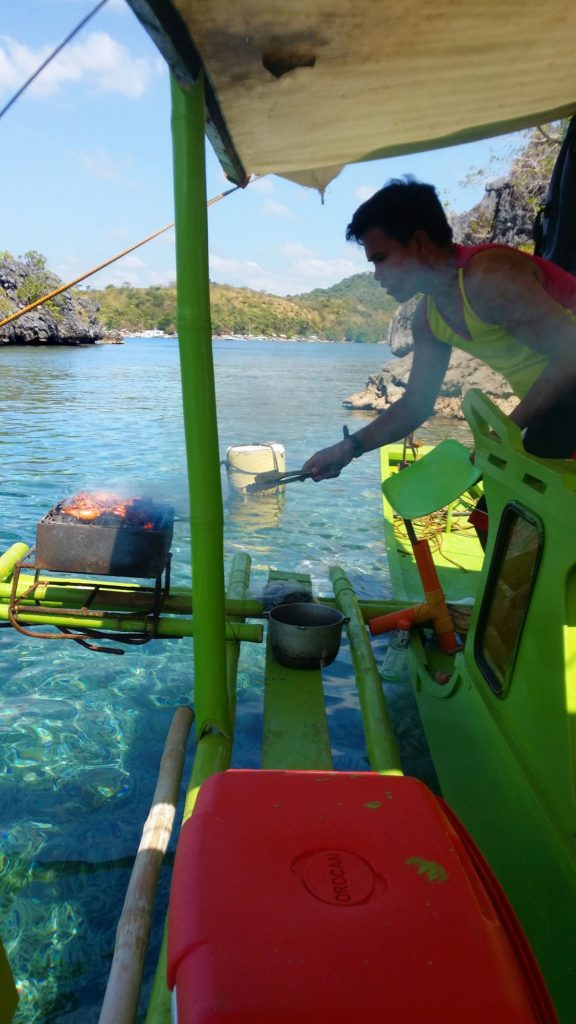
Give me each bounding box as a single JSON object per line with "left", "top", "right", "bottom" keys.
{"left": 59, "top": 492, "right": 155, "bottom": 528}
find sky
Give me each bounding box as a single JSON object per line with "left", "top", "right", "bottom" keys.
{"left": 1, "top": 0, "right": 529, "bottom": 296}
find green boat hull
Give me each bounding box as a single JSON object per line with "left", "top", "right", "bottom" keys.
{"left": 381, "top": 391, "right": 576, "bottom": 1021}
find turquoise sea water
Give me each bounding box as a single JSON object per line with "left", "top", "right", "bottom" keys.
{"left": 0, "top": 338, "right": 467, "bottom": 1022}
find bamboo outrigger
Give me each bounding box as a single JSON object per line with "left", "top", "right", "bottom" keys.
{"left": 2, "top": 1, "right": 576, "bottom": 1021}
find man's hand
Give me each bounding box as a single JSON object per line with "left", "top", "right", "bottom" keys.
{"left": 302, "top": 438, "right": 353, "bottom": 481}
{"left": 302, "top": 314, "right": 449, "bottom": 483}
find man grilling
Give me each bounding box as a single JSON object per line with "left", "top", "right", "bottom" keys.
{"left": 303, "top": 178, "right": 576, "bottom": 483}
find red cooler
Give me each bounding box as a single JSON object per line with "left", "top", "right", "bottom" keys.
{"left": 167, "top": 770, "right": 557, "bottom": 1023}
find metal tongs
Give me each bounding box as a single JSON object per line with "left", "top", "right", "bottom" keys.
{"left": 247, "top": 426, "right": 356, "bottom": 493}
{"left": 246, "top": 468, "right": 315, "bottom": 493}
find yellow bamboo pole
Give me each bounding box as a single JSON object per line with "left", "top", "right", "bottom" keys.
{"left": 0, "top": 186, "right": 240, "bottom": 331}
{"left": 98, "top": 706, "right": 195, "bottom": 1024}
{"left": 0, "top": 225, "right": 175, "bottom": 330}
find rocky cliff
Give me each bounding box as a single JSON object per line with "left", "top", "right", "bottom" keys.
{"left": 345, "top": 347, "right": 517, "bottom": 420}
{"left": 0, "top": 254, "right": 112, "bottom": 345}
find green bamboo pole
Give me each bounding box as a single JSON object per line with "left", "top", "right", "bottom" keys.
{"left": 225, "top": 552, "right": 252, "bottom": 722}
{"left": 144, "top": 77, "right": 232, "bottom": 1024}
{"left": 147, "top": 560, "right": 250, "bottom": 1020}
{"left": 0, "top": 578, "right": 256, "bottom": 617}
{"left": 144, "top": 560, "right": 246, "bottom": 1024}
{"left": 183, "top": 732, "right": 232, "bottom": 819}
{"left": 330, "top": 565, "right": 402, "bottom": 773}
{"left": 171, "top": 73, "right": 230, "bottom": 738}
{"left": 0, "top": 604, "right": 262, "bottom": 642}
{"left": 0, "top": 573, "right": 407, "bottom": 621}
{"left": 0, "top": 543, "right": 29, "bottom": 581}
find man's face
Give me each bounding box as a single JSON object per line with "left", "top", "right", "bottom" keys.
{"left": 362, "top": 227, "right": 426, "bottom": 302}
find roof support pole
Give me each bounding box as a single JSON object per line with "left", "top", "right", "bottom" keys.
{"left": 170, "top": 73, "right": 230, "bottom": 738}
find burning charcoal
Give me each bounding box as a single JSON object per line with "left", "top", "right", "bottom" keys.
{"left": 36, "top": 494, "right": 175, "bottom": 577}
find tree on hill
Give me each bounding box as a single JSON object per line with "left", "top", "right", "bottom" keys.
{"left": 453, "top": 123, "right": 565, "bottom": 248}
{"left": 87, "top": 274, "right": 399, "bottom": 342}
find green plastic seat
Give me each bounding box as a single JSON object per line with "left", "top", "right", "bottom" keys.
{"left": 381, "top": 439, "right": 482, "bottom": 519}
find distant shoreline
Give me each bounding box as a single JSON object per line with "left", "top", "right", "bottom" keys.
{"left": 122, "top": 331, "right": 386, "bottom": 345}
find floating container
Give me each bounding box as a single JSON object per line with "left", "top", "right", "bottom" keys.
{"left": 168, "top": 770, "right": 558, "bottom": 1023}
{"left": 225, "top": 443, "right": 285, "bottom": 493}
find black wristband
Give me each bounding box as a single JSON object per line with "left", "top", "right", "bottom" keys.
{"left": 343, "top": 425, "right": 365, "bottom": 458}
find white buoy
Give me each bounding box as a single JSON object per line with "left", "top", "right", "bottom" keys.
{"left": 225, "top": 442, "right": 286, "bottom": 493}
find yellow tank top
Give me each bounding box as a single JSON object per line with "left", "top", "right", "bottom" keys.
{"left": 426, "top": 269, "right": 551, "bottom": 398}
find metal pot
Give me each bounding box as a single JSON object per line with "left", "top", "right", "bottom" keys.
{"left": 268, "top": 602, "right": 349, "bottom": 670}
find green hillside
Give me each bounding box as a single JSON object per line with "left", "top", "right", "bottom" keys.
{"left": 85, "top": 272, "right": 398, "bottom": 343}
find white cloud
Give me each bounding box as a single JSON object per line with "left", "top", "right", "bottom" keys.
{"left": 107, "top": 0, "right": 130, "bottom": 13}
{"left": 280, "top": 242, "right": 316, "bottom": 259}
{"left": 67, "top": 252, "right": 176, "bottom": 289}
{"left": 262, "top": 200, "right": 296, "bottom": 220}
{"left": 355, "top": 185, "right": 378, "bottom": 202}
{"left": 248, "top": 176, "right": 275, "bottom": 195}
{"left": 209, "top": 247, "right": 365, "bottom": 295}
{"left": 0, "top": 31, "right": 160, "bottom": 98}
{"left": 63, "top": 242, "right": 366, "bottom": 294}
{"left": 110, "top": 225, "right": 132, "bottom": 240}
{"left": 209, "top": 254, "right": 274, "bottom": 291}
{"left": 288, "top": 256, "right": 364, "bottom": 291}
{"left": 71, "top": 147, "right": 133, "bottom": 183}
{"left": 280, "top": 242, "right": 366, "bottom": 288}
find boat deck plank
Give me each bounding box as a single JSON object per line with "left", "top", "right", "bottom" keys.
{"left": 262, "top": 570, "right": 332, "bottom": 770}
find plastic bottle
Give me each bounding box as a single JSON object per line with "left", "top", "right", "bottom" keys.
{"left": 381, "top": 619, "right": 412, "bottom": 683}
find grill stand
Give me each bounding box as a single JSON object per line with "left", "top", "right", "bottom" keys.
{"left": 7, "top": 549, "right": 172, "bottom": 655}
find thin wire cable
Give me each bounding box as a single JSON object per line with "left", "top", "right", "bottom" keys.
{"left": 0, "top": 0, "right": 109, "bottom": 122}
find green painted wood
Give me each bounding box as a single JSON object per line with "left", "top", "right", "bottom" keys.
{"left": 399, "top": 393, "right": 576, "bottom": 1022}
{"left": 380, "top": 445, "right": 484, "bottom": 604}
{"left": 263, "top": 571, "right": 332, "bottom": 770}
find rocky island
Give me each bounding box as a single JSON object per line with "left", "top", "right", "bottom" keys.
{"left": 345, "top": 323, "right": 516, "bottom": 421}
{"left": 0, "top": 251, "right": 117, "bottom": 345}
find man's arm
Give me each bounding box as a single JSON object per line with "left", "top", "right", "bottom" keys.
{"left": 465, "top": 249, "right": 576, "bottom": 429}
{"left": 302, "top": 301, "right": 451, "bottom": 480}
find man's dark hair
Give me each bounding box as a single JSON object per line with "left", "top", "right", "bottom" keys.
{"left": 346, "top": 177, "right": 453, "bottom": 247}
